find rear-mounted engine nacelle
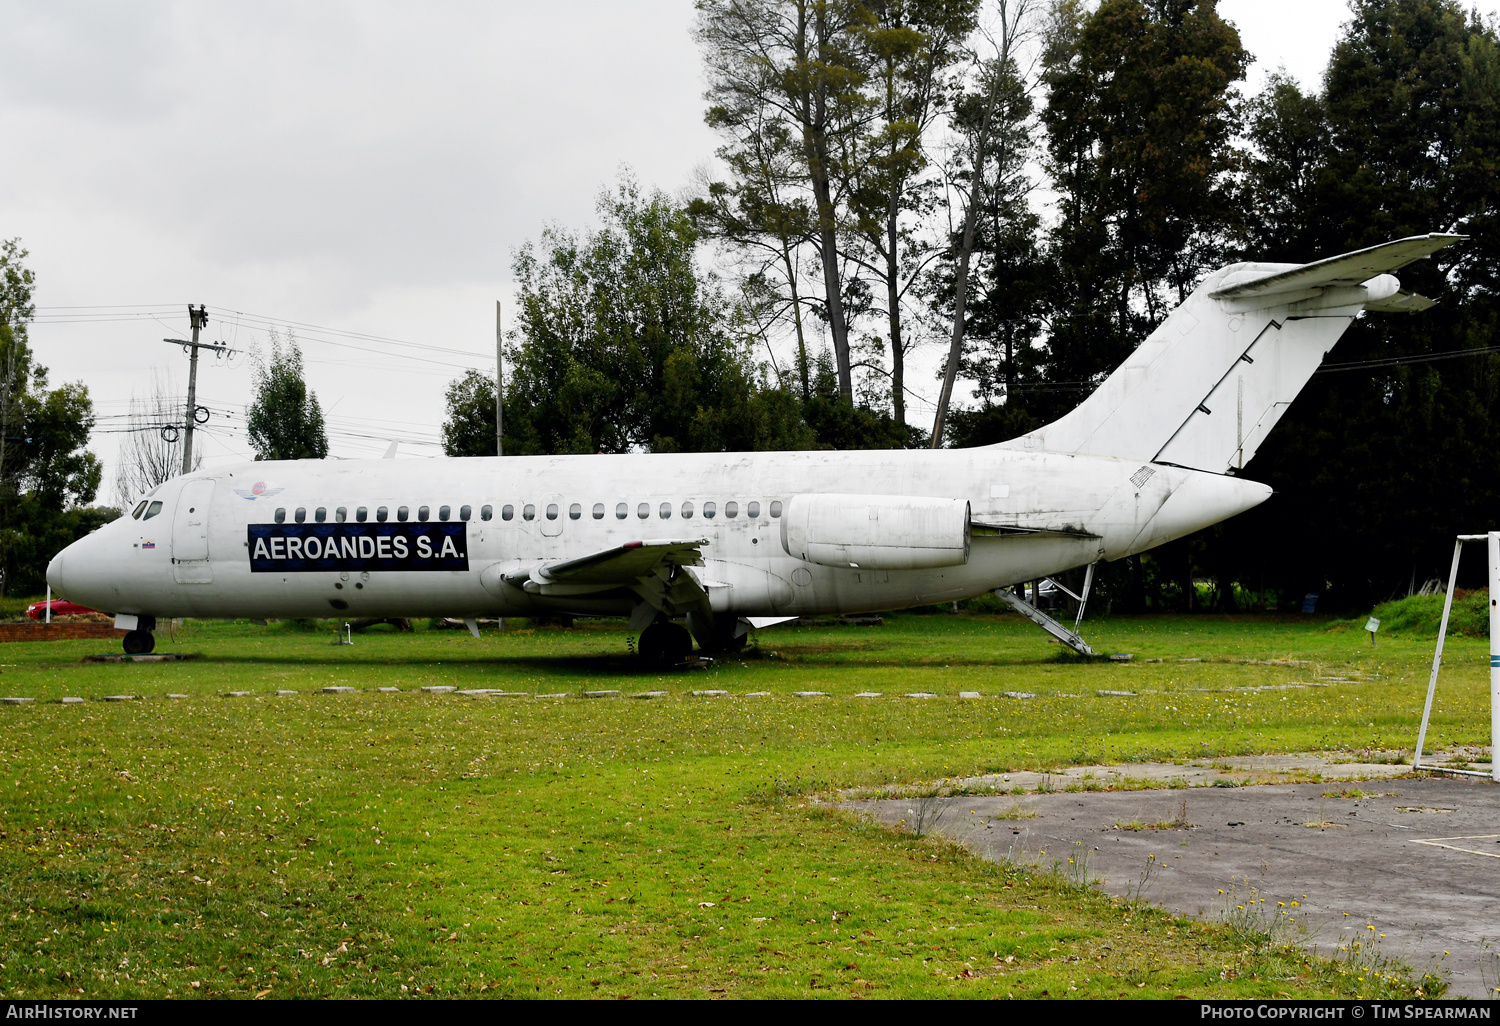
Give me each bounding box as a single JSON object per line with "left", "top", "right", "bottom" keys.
{"left": 780, "top": 493, "right": 970, "bottom": 570}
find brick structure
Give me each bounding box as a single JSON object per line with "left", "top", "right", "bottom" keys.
{"left": 0, "top": 623, "right": 126, "bottom": 643}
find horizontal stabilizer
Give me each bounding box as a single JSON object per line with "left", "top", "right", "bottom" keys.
{"left": 1364, "top": 289, "right": 1437, "bottom": 314}
{"left": 1209, "top": 233, "right": 1464, "bottom": 300}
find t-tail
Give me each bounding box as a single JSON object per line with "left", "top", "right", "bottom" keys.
{"left": 995, "top": 233, "right": 1465, "bottom": 472}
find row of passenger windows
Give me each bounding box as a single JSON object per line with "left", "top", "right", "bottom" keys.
{"left": 272, "top": 499, "right": 785, "bottom": 525}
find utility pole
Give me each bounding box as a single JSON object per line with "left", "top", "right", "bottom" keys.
{"left": 183, "top": 304, "right": 207, "bottom": 475}
{"left": 165, "top": 305, "right": 229, "bottom": 476}
{"left": 495, "top": 299, "right": 504, "bottom": 457}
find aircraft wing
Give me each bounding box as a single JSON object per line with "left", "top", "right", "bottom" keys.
{"left": 528, "top": 539, "right": 708, "bottom": 586}
{"left": 1209, "top": 233, "right": 1465, "bottom": 300}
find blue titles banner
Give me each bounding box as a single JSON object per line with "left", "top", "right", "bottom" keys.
{"left": 247, "top": 523, "right": 469, "bottom": 573}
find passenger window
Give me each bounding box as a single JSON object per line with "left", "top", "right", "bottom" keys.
{"left": 274, "top": 507, "right": 286, "bottom": 524}
{"left": 417, "top": 505, "right": 430, "bottom": 522}
{"left": 637, "top": 502, "right": 649, "bottom": 519}
{"left": 616, "top": 502, "right": 628, "bottom": 520}
{"left": 336, "top": 507, "right": 348, "bottom": 523}
{"left": 397, "top": 506, "right": 409, "bottom": 522}
{"left": 459, "top": 505, "right": 471, "bottom": 521}
{"left": 592, "top": 503, "right": 605, "bottom": 520}
{"left": 659, "top": 502, "right": 672, "bottom": 519}
{"left": 747, "top": 501, "right": 761, "bottom": 518}
{"left": 484, "top": 504, "right": 497, "bottom": 522}
{"left": 724, "top": 501, "right": 738, "bottom": 519}
{"left": 131, "top": 501, "right": 147, "bottom": 520}
{"left": 546, "top": 503, "right": 559, "bottom": 521}
{"left": 439, "top": 505, "right": 451, "bottom": 521}
{"left": 682, "top": 500, "right": 694, "bottom": 519}
{"left": 568, "top": 503, "right": 581, "bottom": 520}
{"left": 703, "top": 501, "right": 716, "bottom": 519}
{"left": 770, "top": 500, "right": 783, "bottom": 518}
{"left": 376, "top": 506, "right": 389, "bottom": 522}
{"left": 315, "top": 507, "right": 327, "bottom": 523}
{"left": 356, "top": 507, "right": 368, "bottom": 523}
{"left": 498, "top": 504, "right": 511, "bottom": 521}
{"left": 294, "top": 507, "right": 307, "bottom": 524}
{"left": 523, "top": 504, "right": 536, "bottom": 521}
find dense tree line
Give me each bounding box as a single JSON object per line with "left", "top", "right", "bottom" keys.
{"left": 442, "top": 0, "right": 1499, "bottom": 611}
{"left": 0, "top": 240, "right": 115, "bottom": 596}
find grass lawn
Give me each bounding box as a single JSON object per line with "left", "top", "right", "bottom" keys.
{"left": 0, "top": 611, "right": 1484, "bottom": 1000}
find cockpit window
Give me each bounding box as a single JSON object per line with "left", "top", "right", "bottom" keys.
{"left": 143, "top": 500, "right": 164, "bottom": 521}
{"left": 131, "top": 501, "right": 148, "bottom": 520}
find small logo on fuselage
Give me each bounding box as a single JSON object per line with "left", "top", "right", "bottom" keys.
{"left": 233, "top": 482, "right": 284, "bottom": 501}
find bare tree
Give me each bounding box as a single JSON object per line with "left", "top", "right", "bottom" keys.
{"left": 113, "top": 370, "right": 199, "bottom": 509}
{"left": 697, "top": 0, "right": 875, "bottom": 404}
{"left": 930, "top": 0, "right": 1041, "bottom": 447}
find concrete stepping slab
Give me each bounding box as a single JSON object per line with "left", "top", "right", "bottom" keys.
{"left": 745, "top": 691, "right": 771, "bottom": 697}
{"left": 103, "top": 695, "right": 137, "bottom": 702}
{"left": 691, "top": 690, "right": 728, "bottom": 697}
{"left": 855, "top": 692, "right": 882, "bottom": 698}
{"left": 321, "top": 686, "right": 357, "bottom": 694}
{"left": 225, "top": 691, "right": 253, "bottom": 698}
{"left": 959, "top": 692, "right": 983, "bottom": 698}
{"left": 632, "top": 691, "right": 668, "bottom": 699}
{"left": 61, "top": 697, "right": 84, "bottom": 704}
{"left": 1097, "top": 690, "right": 1136, "bottom": 697}
{"left": 420, "top": 686, "right": 456, "bottom": 693}
{"left": 584, "top": 690, "right": 621, "bottom": 698}
{"left": 0, "top": 697, "right": 34, "bottom": 705}
{"left": 166, "top": 694, "right": 189, "bottom": 700}
{"left": 1003, "top": 692, "right": 1036, "bottom": 700}
{"left": 377, "top": 687, "right": 401, "bottom": 693}
{"left": 534, "top": 693, "right": 568, "bottom": 699}
{"left": 274, "top": 690, "right": 298, "bottom": 696}
{"left": 904, "top": 692, "right": 937, "bottom": 698}
{"left": 492, "top": 691, "right": 528, "bottom": 697}
{"left": 792, "top": 691, "right": 826, "bottom": 697}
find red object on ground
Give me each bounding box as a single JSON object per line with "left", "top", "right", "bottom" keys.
{"left": 26, "top": 600, "right": 100, "bottom": 620}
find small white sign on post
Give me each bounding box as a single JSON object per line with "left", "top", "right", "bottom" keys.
{"left": 1365, "top": 616, "right": 1380, "bottom": 644}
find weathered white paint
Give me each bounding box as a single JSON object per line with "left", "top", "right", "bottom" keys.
{"left": 47, "top": 235, "right": 1461, "bottom": 630}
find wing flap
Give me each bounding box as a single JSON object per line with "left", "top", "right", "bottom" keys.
{"left": 1209, "top": 233, "right": 1464, "bottom": 300}
{"left": 532, "top": 538, "right": 708, "bottom": 587}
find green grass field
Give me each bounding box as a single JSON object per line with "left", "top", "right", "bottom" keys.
{"left": 0, "top": 611, "right": 1486, "bottom": 1000}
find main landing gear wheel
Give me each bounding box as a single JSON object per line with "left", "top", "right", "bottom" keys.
{"left": 122, "top": 629, "right": 155, "bottom": 655}
{"left": 637, "top": 621, "right": 692, "bottom": 671}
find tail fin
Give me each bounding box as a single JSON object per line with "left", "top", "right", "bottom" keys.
{"left": 996, "top": 234, "right": 1464, "bottom": 473}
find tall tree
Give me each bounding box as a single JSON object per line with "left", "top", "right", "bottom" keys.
{"left": 0, "top": 240, "right": 109, "bottom": 596}
{"left": 697, "top": 0, "right": 875, "bottom": 403}
{"left": 1232, "top": 0, "right": 1500, "bottom": 608}
{"left": 1040, "top": 0, "right": 1248, "bottom": 384}
{"left": 245, "top": 330, "right": 329, "bottom": 461}
{"left": 490, "top": 177, "right": 815, "bottom": 457}
{"left": 929, "top": 0, "right": 1042, "bottom": 445}
{"left": 844, "top": 0, "right": 979, "bottom": 427}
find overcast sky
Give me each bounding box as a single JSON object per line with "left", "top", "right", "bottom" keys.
{"left": 0, "top": 0, "right": 1453, "bottom": 498}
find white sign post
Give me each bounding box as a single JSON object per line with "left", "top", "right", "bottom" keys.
{"left": 1413, "top": 532, "right": 1499, "bottom": 781}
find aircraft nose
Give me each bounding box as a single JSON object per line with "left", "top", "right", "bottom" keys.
{"left": 46, "top": 548, "right": 68, "bottom": 595}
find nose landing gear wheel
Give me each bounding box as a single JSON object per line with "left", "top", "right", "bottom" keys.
{"left": 637, "top": 621, "right": 692, "bottom": 671}
{"left": 122, "top": 629, "right": 155, "bottom": 655}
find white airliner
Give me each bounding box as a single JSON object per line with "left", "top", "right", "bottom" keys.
{"left": 47, "top": 234, "right": 1461, "bottom": 668}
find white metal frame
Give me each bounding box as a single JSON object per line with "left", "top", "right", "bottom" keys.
{"left": 1412, "top": 532, "right": 1499, "bottom": 781}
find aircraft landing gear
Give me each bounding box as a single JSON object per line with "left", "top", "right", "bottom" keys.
{"left": 689, "top": 611, "right": 747, "bottom": 655}
{"left": 122, "top": 629, "right": 155, "bottom": 655}
{"left": 637, "top": 621, "right": 692, "bottom": 671}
